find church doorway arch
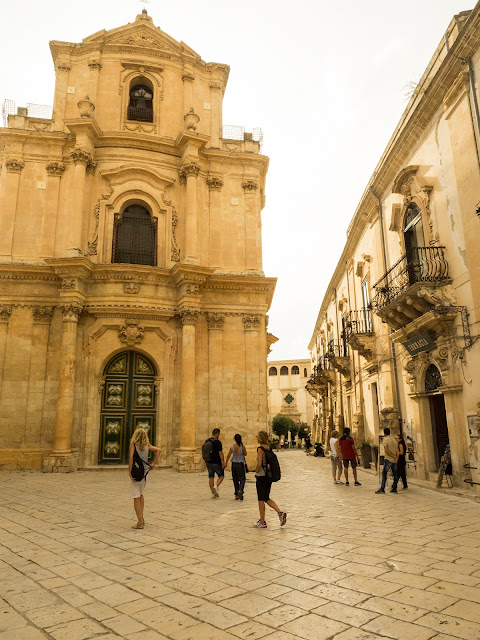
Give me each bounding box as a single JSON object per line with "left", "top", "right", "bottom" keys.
{"left": 425, "top": 364, "right": 448, "bottom": 470}
{"left": 98, "top": 351, "right": 156, "bottom": 465}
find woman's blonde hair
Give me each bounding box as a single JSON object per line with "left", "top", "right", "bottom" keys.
{"left": 331, "top": 430, "right": 339, "bottom": 438}
{"left": 257, "top": 430, "right": 269, "bottom": 445}
{"left": 130, "top": 427, "right": 150, "bottom": 450}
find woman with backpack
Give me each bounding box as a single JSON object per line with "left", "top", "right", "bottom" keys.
{"left": 129, "top": 427, "right": 161, "bottom": 529}
{"left": 253, "top": 431, "right": 287, "bottom": 529}
{"left": 224, "top": 433, "right": 248, "bottom": 500}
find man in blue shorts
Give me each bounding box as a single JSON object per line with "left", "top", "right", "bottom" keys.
{"left": 207, "top": 428, "right": 225, "bottom": 498}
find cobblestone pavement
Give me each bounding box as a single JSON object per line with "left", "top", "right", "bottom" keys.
{"left": 2, "top": 451, "right": 480, "bottom": 640}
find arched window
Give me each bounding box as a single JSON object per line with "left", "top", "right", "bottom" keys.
{"left": 280, "top": 366, "right": 288, "bottom": 375}
{"left": 303, "top": 368, "right": 307, "bottom": 377}
{"left": 291, "top": 366, "right": 300, "bottom": 375}
{"left": 425, "top": 364, "right": 442, "bottom": 393}
{"left": 112, "top": 204, "right": 157, "bottom": 266}
{"left": 268, "top": 367, "right": 277, "bottom": 376}
{"left": 128, "top": 81, "right": 153, "bottom": 122}
{"left": 404, "top": 204, "right": 425, "bottom": 252}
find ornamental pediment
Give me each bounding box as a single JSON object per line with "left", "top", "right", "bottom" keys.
{"left": 106, "top": 27, "right": 179, "bottom": 53}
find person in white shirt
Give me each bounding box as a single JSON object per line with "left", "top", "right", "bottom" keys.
{"left": 329, "top": 430, "right": 343, "bottom": 485}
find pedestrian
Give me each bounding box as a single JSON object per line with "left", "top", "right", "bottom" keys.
{"left": 338, "top": 427, "right": 361, "bottom": 486}
{"left": 329, "top": 429, "right": 343, "bottom": 484}
{"left": 224, "top": 433, "right": 247, "bottom": 500}
{"left": 376, "top": 427, "right": 399, "bottom": 494}
{"left": 280, "top": 436, "right": 285, "bottom": 449}
{"left": 205, "top": 428, "right": 225, "bottom": 498}
{"left": 305, "top": 433, "right": 312, "bottom": 455}
{"left": 129, "top": 427, "right": 161, "bottom": 529}
{"left": 395, "top": 434, "right": 408, "bottom": 489}
{"left": 253, "top": 430, "right": 287, "bottom": 528}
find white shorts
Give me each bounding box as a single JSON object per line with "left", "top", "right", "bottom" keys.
{"left": 130, "top": 478, "right": 146, "bottom": 498}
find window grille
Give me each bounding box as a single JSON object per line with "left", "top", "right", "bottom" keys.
{"left": 112, "top": 205, "right": 157, "bottom": 266}
{"left": 268, "top": 367, "right": 278, "bottom": 376}
{"left": 128, "top": 85, "right": 153, "bottom": 122}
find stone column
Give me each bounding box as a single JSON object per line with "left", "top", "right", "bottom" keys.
{"left": 182, "top": 73, "right": 194, "bottom": 114}
{"left": 206, "top": 177, "right": 223, "bottom": 268}
{"left": 53, "top": 63, "right": 71, "bottom": 131}
{"left": 0, "top": 306, "right": 12, "bottom": 391}
{"left": 87, "top": 62, "right": 102, "bottom": 106}
{"left": 67, "top": 149, "right": 91, "bottom": 256}
{"left": 25, "top": 307, "right": 54, "bottom": 463}
{"left": 207, "top": 314, "right": 224, "bottom": 432}
{"left": 43, "top": 302, "right": 82, "bottom": 472}
{"left": 209, "top": 82, "right": 223, "bottom": 148}
{"left": 242, "top": 180, "right": 262, "bottom": 273}
{"left": 0, "top": 160, "right": 24, "bottom": 257}
{"left": 243, "top": 314, "right": 262, "bottom": 440}
{"left": 44, "top": 163, "right": 65, "bottom": 257}
{"left": 444, "top": 388, "right": 470, "bottom": 487}
{"left": 180, "top": 162, "right": 200, "bottom": 265}
{"left": 175, "top": 307, "right": 202, "bottom": 471}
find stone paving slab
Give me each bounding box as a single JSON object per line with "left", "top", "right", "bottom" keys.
{"left": 1, "top": 451, "right": 480, "bottom": 638}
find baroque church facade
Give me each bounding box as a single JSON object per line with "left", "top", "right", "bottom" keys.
{"left": 0, "top": 11, "right": 275, "bottom": 472}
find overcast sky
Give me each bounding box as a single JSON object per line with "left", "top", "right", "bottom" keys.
{"left": 0, "top": 0, "right": 472, "bottom": 360}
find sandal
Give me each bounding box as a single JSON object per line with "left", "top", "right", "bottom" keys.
{"left": 132, "top": 522, "right": 144, "bottom": 529}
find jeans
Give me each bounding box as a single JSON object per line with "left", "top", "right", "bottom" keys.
{"left": 381, "top": 459, "right": 398, "bottom": 490}
{"left": 231, "top": 461, "right": 246, "bottom": 495}
{"left": 397, "top": 459, "right": 408, "bottom": 488}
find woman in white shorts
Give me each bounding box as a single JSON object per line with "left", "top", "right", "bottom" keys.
{"left": 129, "top": 427, "right": 161, "bottom": 529}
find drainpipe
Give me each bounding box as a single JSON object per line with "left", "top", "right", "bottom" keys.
{"left": 461, "top": 57, "right": 480, "bottom": 172}
{"left": 334, "top": 288, "right": 345, "bottom": 419}
{"left": 369, "top": 187, "right": 403, "bottom": 434}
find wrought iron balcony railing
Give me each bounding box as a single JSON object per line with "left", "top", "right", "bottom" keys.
{"left": 345, "top": 309, "right": 373, "bottom": 336}
{"left": 372, "top": 246, "right": 449, "bottom": 311}
{"left": 326, "top": 341, "right": 348, "bottom": 359}
{"left": 127, "top": 106, "right": 154, "bottom": 122}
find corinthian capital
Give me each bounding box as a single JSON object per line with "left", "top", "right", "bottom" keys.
{"left": 177, "top": 307, "right": 199, "bottom": 325}
{"left": 46, "top": 162, "right": 65, "bottom": 176}
{"left": 179, "top": 161, "right": 200, "bottom": 182}
{"left": 32, "top": 306, "right": 54, "bottom": 324}
{"left": 0, "top": 305, "right": 12, "bottom": 323}
{"left": 243, "top": 314, "right": 261, "bottom": 330}
{"left": 207, "top": 313, "right": 225, "bottom": 330}
{"left": 60, "top": 302, "right": 83, "bottom": 323}
{"left": 242, "top": 180, "right": 258, "bottom": 192}
{"left": 5, "top": 159, "right": 24, "bottom": 173}
{"left": 70, "top": 148, "right": 92, "bottom": 166}
{"left": 206, "top": 176, "right": 224, "bottom": 191}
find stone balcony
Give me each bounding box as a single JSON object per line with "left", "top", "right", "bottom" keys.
{"left": 325, "top": 343, "right": 351, "bottom": 379}
{"left": 305, "top": 357, "right": 335, "bottom": 397}
{"left": 344, "top": 309, "right": 375, "bottom": 360}
{"left": 372, "top": 246, "right": 452, "bottom": 332}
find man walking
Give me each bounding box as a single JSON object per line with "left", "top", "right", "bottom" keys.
{"left": 206, "top": 428, "right": 225, "bottom": 498}
{"left": 376, "top": 427, "right": 399, "bottom": 494}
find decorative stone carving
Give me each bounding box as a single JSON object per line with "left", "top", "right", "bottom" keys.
{"left": 118, "top": 319, "right": 145, "bottom": 346}
{"left": 184, "top": 108, "right": 200, "bottom": 131}
{"left": 97, "top": 377, "right": 106, "bottom": 394}
{"left": 77, "top": 96, "right": 95, "bottom": 118}
{"left": 123, "top": 123, "right": 157, "bottom": 134}
{"left": 171, "top": 211, "right": 180, "bottom": 262}
{"left": 206, "top": 176, "right": 224, "bottom": 191}
{"left": 87, "top": 159, "right": 97, "bottom": 175}
{"left": 184, "top": 283, "right": 199, "bottom": 295}
{"left": 87, "top": 191, "right": 113, "bottom": 256}
{"left": 60, "top": 303, "right": 83, "bottom": 323}
{"left": 124, "top": 282, "right": 140, "bottom": 295}
{"left": 207, "top": 313, "right": 225, "bottom": 330}
{"left": 70, "top": 148, "right": 91, "bottom": 166}
{"left": 56, "top": 64, "right": 71, "bottom": 72}
{"left": 5, "top": 159, "right": 24, "bottom": 173}
{"left": 108, "top": 31, "right": 176, "bottom": 52}
{"left": 243, "top": 314, "right": 261, "bottom": 330}
{"left": 209, "top": 83, "right": 223, "bottom": 93}
{"left": 0, "top": 305, "right": 12, "bottom": 323}
{"left": 61, "top": 277, "right": 77, "bottom": 290}
{"left": 179, "top": 162, "right": 200, "bottom": 182}
{"left": 177, "top": 308, "right": 199, "bottom": 325}
{"left": 182, "top": 73, "right": 195, "bottom": 83}
{"left": 46, "top": 162, "right": 65, "bottom": 176}
{"left": 32, "top": 306, "right": 54, "bottom": 323}
{"left": 242, "top": 180, "right": 258, "bottom": 192}
{"left": 88, "top": 62, "right": 102, "bottom": 70}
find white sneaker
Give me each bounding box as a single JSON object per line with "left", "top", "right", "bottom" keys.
{"left": 213, "top": 487, "right": 219, "bottom": 498}
{"left": 335, "top": 480, "right": 344, "bottom": 484}
{"left": 253, "top": 520, "right": 267, "bottom": 528}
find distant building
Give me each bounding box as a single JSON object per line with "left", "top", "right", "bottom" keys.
{"left": 307, "top": 8, "right": 480, "bottom": 494}
{"left": 267, "top": 359, "right": 314, "bottom": 435}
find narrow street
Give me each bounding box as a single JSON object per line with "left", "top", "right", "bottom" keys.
{"left": 1, "top": 451, "right": 480, "bottom": 639}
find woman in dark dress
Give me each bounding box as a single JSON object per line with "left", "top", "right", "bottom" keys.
{"left": 395, "top": 435, "right": 408, "bottom": 489}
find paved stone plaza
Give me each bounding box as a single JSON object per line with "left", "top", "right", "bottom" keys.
{"left": 1, "top": 451, "right": 480, "bottom": 640}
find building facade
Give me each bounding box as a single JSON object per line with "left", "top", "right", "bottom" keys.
{"left": 0, "top": 11, "right": 275, "bottom": 472}
{"left": 308, "top": 8, "right": 480, "bottom": 494}
{"left": 267, "top": 359, "right": 314, "bottom": 433}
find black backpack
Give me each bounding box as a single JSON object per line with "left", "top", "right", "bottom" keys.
{"left": 202, "top": 438, "right": 214, "bottom": 462}
{"left": 131, "top": 446, "right": 151, "bottom": 482}
{"left": 260, "top": 446, "right": 281, "bottom": 482}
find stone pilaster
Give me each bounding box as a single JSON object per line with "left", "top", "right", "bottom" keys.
{"left": 182, "top": 72, "right": 195, "bottom": 116}
{"left": 242, "top": 180, "right": 262, "bottom": 273}
{"left": 0, "top": 306, "right": 12, "bottom": 400}
{"left": 65, "top": 149, "right": 92, "bottom": 256}
{"left": 209, "top": 82, "right": 223, "bottom": 148}
{"left": 206, "top": 176, "right": 224, "bottom": 268}
{"left": 243, "top": 314, "right": 262, "bottom": 434}
{"left": 174, "top": 307, "right": 203, "bottom": 471}
{"left": 53, "top": 62, "right": 71, "bottom": 130}
{"left": 43, "top": 302, "right": 82, "bottom": 472}
{"left": 180, "top": 162, "right": 200, "bottom": 265}
{"left": 0, "top": 160, "right": 24, "bottom": 257}
{"left": 207, "top": 313, "right": 225, "bottom": 432}
{"left": 44, "top": 163, "right": 65, "bottom": 256}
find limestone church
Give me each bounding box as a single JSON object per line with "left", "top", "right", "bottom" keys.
{"left": 0, "top": 10, "right": 275, "bottom": 471}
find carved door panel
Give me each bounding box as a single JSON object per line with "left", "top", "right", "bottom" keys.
{"left": 99, "top": 351, "right": 156, "bottom": 464}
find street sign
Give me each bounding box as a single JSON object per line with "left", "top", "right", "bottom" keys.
{"left": 402, "top": 331, "right": 436, "bottom": 356}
